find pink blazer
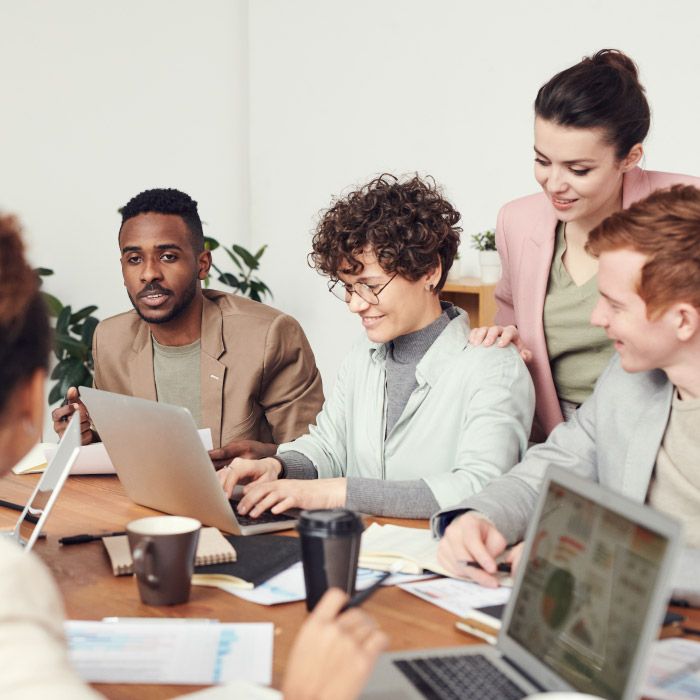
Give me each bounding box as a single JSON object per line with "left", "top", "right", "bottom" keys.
{"left": 494, "top": 167, "right": 700, "bottom": 439}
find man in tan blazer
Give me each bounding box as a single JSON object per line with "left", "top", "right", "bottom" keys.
{"left": 53, "top": 188, "right": 323, "bottom": 467}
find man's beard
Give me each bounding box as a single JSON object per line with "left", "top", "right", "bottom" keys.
{"left": 128, "top": 275, "right": 198, "bottom": 325}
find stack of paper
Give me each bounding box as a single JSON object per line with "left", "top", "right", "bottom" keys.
{"left": 12, "top": 428, "right": 212, "bottom": 476}
{"left": 66, "top": 619, "right": 273, "bottom": 686}
{"left": 399, "top": 577, "right": 511, "bottom": 618}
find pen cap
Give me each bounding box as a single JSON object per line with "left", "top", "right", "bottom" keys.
{"left": 297, "top": 509, "right": 364, "bottom": 611}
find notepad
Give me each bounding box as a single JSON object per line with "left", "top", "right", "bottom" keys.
{"left": 193, "top": 533, "right": 301, "bottom": 590}
{"left": 103, "top": 527, "right": 236, "bottom": 576}
{"left": 359, "top": 522, "right": 452, "bottom": 576}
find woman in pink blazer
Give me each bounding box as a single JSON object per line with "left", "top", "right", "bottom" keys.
{"left": 473, "top": 49, "right": 700, "bottom": 440}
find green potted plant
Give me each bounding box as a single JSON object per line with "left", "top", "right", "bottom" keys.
{"left": 203, "top": 237, "right": 272, "bottom": 302}
{"left": 35, "top": 268, "right": 99, "bottom": 405}
{"left": 470, "top": 229, "right": 500, "bottom": 284}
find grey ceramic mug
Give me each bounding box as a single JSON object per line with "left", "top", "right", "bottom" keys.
{"left": 126, "top": 515, "right": 201, "bottom": 606}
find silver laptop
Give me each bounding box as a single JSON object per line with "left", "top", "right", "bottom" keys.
{"left": 80, "top": 386, "right": 298, "bottom": 535}
{"left": 7, "top": 413, "right": 80, "bottom": 551}
{"left": 363, "top": 465, "right": 681, "bottom": 700}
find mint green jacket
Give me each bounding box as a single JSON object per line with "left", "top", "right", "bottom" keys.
{"left": 278, "top": 312, "right": 535, "bottom": 509}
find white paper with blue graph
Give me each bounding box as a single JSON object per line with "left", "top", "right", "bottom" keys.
{"left": 65, "top": 620, "right": 273, "bottom": 685}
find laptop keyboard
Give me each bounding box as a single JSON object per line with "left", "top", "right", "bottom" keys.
{"left": 228, "top": 500, "right": 297, "bottom": 527}
{"left": 394, "top": 653, "right": 526, "bottom": 700}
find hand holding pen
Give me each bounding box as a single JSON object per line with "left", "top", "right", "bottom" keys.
{"left": 51, "top": 387, "right": 95, "bottom": 445}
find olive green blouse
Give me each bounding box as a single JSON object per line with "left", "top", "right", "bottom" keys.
{"left": 543, "top": 222, "right": 614, "bottom": 405}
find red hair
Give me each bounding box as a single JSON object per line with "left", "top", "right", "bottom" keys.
{"left": 587, "top": 185, "right": 700, "bottom": 317}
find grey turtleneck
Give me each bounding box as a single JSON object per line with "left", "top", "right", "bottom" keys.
{"left": 277, "top": 305, "right": 459, "bottom": 518}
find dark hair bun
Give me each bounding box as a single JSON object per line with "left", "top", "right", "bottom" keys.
{"left": 535, "top": 48, "right": 650, "bottom": 159}
{"left": 590, "top": 49, "right": 641, "bottom": 83}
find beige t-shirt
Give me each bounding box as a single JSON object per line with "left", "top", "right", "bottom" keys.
{"left": 152, "top": 336, "right": 202, "bottom": 427}
{"left": 543, "top": 222, "right": 614, "bottom": 404}
{"left": 647, "top": 390, "right": 700, "bottom": 546}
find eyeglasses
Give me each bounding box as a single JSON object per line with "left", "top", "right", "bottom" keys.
{"left": 327, "top": 274, "right": 397, "bottom": 305}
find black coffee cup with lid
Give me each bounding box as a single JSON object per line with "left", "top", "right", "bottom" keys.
{"left": 297, "top": 509, "right": 364, "bottom": 610}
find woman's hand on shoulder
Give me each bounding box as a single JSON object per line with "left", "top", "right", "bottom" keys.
{"left": 468, "top": 325, "right": 532, "bottom": 362}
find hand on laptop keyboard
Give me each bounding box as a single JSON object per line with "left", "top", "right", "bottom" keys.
{"left": 234, "top": 477, "right": 347, "bottom": 519}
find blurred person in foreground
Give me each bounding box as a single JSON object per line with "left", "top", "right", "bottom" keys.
{"left": 0, "top": 214, "right": 384, "bottom": 699}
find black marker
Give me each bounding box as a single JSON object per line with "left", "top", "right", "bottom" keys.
{"left": 463, "top": 560, "right": 512, "bottom": 573}
{"left": 59, "top": 531, "right": 127, "bottom": 545}
{"left": 340, "top": 570, "right": 392, "bottom": 612}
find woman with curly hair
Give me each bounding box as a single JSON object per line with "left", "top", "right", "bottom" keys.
{"left": 219, "top": 174, "right": 535, "bottom": 518}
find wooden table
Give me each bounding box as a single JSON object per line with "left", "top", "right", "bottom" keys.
{"left": 0, "top": 473, "right": 471, "bottom": 699}
{"left": 2, "top": 473, "right": 698, "bottom": 699}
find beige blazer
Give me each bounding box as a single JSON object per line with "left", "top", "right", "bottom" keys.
{"left": 92, "top": 289, "right": 324, "bottom": 448}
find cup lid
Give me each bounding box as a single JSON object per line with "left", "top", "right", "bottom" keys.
{"left": 298, "top": 509, "right": 364, "bottom": 536}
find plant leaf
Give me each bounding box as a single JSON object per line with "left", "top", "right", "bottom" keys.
{"left": 254, "top": 244, "right": 267, "bottom": 260}
{"left": 70, "top": 305, "right": 98, "bottom": 325}
{"left": 41, "top": 292, "right": 63, "bottom": 317}
{"left": 218, "top": 272, "right": 240, "bottom": 289}
{"left": 224, "top": 247, "right": 246, "bottom": 273}
{"left": 54, "top": 332, "right": 87, "bottom": 360}
{"left": 204, "top": 236, "right": 220, "bottom": 252}
{"left": 48, "top": 382, "right": 64, "bottom": 405}
{"left": 56, "top": 305, "right": 72, "bottom": 335}
{"left": 232, "top": 244, "right": 258, "bottom": 270}
{"left": 35, "top": 267, "right": 54, "bottom": 277}
{"left": 50, "top": 357, "right": 82, "bottom": 380}
{"left": 81, "top": 316, "right": 98, "bottom": 345}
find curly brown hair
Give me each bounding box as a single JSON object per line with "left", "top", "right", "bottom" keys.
{"left": 310, "top": 174, "right": 462, "bottom": 292}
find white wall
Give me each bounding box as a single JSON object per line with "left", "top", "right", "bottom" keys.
{"left": 0, "top": 0, "right": 249, "bottom": 319}
{"left": 248, "top": 0, "right": 700, "bottom": 392}
{"left": 0, "top": 0, "right": 248, "bottom": 435}
{"left": 3, "top": 0, "right": 700, "bottom": 429}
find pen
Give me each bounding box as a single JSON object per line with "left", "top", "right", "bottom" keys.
{"left": 59, "top": 531, "right": 126, "bottom": 545}
{"left": 463, "top": 561, "right": 512, "bottom": 574}
{"left": 59, "top": 396, "right": 72, "bottom": 423}
{"left": 0, "top": 499, "right": 40, "bottom": 524}
{"left": 340, "top": 571, "right": 393, "bottom": 612}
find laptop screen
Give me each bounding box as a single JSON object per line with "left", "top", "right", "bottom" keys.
{"left": 13, "top": 414, "right": 80, "bottom": 550}
{"left": 505, "top": 480, "right": 669, "bottom": 700}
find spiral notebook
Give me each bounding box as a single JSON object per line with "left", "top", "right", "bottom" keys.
{"left": 103, "top": 527, "right": 236, "bottom": 576}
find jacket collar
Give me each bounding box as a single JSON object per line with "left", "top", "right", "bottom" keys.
{"left": 621, "top": 166, "right": 653, "bottom": 207}
{"left": 369, "top": 308, "right": 470, "bottom": 387}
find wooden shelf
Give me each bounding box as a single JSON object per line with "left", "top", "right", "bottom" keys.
{"left": 441, "top": 276, "right": 497, "bottom": 328}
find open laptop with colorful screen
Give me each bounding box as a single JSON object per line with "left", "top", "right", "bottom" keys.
{"left": 363, "top": 465, "right": 681, "bottom": 700}
{"left": 5, "top": 413, "right": 80, "bottom": 551}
